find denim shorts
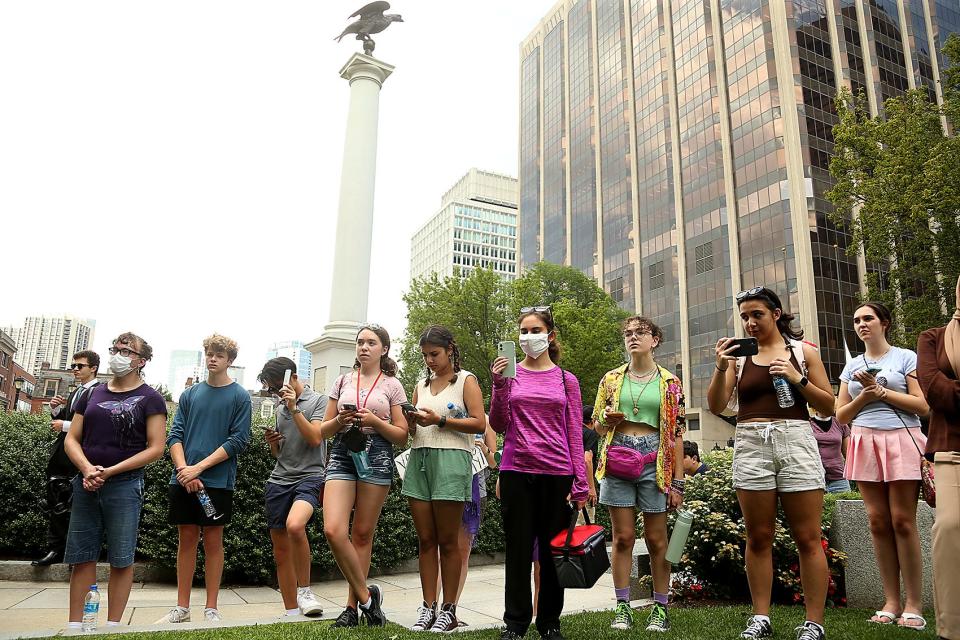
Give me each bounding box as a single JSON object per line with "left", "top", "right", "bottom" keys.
{"left": 326, "top": 432, "right": 394, "bottom": 486}
{"left": 732, "top": 419, "right": 826, "bottom": 492}
{"left": 264, "top": 475, "right": 325, "bottom": 529}
{"left": 64, "top": 470, "right": 145, "bottom": 568}
{"left": 599, "top": 432, "right": 666, "bottom": 513}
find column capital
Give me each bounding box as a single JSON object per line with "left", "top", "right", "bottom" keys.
{"left": 339, "top": 53, "right": 394, "bottom": 87}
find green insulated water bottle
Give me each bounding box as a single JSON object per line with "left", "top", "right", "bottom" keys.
{"left": 665, "top": 510, "right": 694, "bottom": 564}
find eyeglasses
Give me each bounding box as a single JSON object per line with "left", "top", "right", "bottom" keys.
{"left": 108, "top": 346, "right": 141, "bottom": 357}
{"left": 69, "top": 363, "right": 91, "bottom": 370}
{"left": 735, "top": 287, "right": 764, "bottom": 302}
{"left": 623, "top": 329, "right": 652, "bottom": 339}
{"left": 520, "top": 305, "right": 552, "bottom": 315}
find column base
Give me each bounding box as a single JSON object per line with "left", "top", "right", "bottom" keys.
{"left": 305, "top": 330, "right": 358, "bottom": 394}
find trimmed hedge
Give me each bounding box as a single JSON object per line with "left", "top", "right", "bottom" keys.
{"left": 0, "top": 411, "right": 503, "bottom": 584}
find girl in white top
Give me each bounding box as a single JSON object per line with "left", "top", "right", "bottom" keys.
{"left": 404, "top": 325, "right": 485, "bottom": 632}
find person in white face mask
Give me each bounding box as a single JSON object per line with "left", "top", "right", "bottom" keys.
{"left": 489, "top": 306, "right": 588, "bottom": 640}
{"left": 62, "top": 332, "right": 168, "bottom": 631}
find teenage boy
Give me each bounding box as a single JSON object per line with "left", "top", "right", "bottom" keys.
{"left": 33, "top": 350, "right": 102, "bottom": 567}
{"left": 258, "top": 357, "right": 328, "bottom": 618}
{"left": 157, "top": 334, "right": 251, "bottom": 624}
{"left": 682, "top": 441, "right": 710, "bottom": 477}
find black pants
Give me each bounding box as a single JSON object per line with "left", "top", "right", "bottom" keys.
{"left": 500, "top": 470, "right": 573, "bottom": 635}
{"left": 45, "top": 434, "right": 76, "bottom": 554}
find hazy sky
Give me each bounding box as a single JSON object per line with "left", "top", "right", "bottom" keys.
{"left": 0, "top": 1, "right": 551, "bottom": 388}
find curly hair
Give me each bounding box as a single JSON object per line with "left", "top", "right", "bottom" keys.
{"left": 622, "top": 315, "right": 664, "bottom": 348}
{"left": 113, "top": 332, "right": 153, "bottom": 375}
{"left": 419, "top": 325, "right": 462, "bottom": 387}
{"left": 202, "top": 333, "right": 238, "bottom": 361}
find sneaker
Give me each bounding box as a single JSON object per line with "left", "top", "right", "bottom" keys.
{"left": 155, "top": 606, "right": 190, "bottom": 624}
{"left": 203, "top": 608, "right": 222, "bottom": 622}
{"left": 296, "top": 586, "right": 324, "bottom": 617}
{"left": 645, "top": 603, "right": 670, "bottom": 632}
{"left": 331, "top": 606, "right": 359, "bottom": 628}
{"left": 611, "top": 601, "right": 634, "bottom": 630}
{"left": 540, "top": 628, "right": 564, "bottom": 640}
{"left": 795, "top": 622, "right": 825, "bottom": 640}
{"left": 499, "top": 631, "right": 523, "bottom": 640}
{"left": 741, "top": 616, "right": 774, "bottom": 639}
{"left": 360, "top": 584, "right": 387, "bottom": 627}
{"left": 412, "top": 601, "right": 437, "bottom": 631}
{"left": 430, "top": 603, "right": 459, "bottom": 633}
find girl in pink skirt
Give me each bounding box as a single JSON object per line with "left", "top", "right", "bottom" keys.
{"left": 836, "top": 302, "right": 930, "bottom": 631}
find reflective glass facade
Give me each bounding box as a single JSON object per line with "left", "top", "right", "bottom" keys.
{"left": 519, "top": 0, "right": 955, "bottom": 409}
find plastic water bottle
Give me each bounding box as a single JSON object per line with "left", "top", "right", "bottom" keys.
{"left": 772, "top": 375, "right": 795, "bottom": 408}
{"left": 82, "top": 584, "right": 100, "bottom": 632}
{"left": 446, "top": 402, "right": 467, "bottom": 419}
{"left": 196, "top": 488, "right": 220, "bottom": 520}
{"left": 665, "top": 511, "right": 695, "bottom": 564}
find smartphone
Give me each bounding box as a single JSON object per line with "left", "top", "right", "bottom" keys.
{"left": 282, "top": 369, "right": 292, "bottom": 387}
{"left": 730, "top": 337, "right": 759, "bottom": 357}
{"left": 342, "top": 403, "right": 357, "bottom": 412}
{"left": 399, "top": 402, "right": 419, "bottom": 414}
{"left": 865, "top": 366, "right": 882, "bottom": 376}
{"left": 497, "top": 341, "right": 517, "bottom": 378}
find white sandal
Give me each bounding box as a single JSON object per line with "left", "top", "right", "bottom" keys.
{"left": 868, "top": 611, "right": 899, "bottom": 624}
{"left": 897, "top": 613, "right": 927, "bottom": 631}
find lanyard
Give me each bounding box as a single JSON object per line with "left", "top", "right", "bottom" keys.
{"left": 357, "top": 370, "right": 384, "bottom": 412}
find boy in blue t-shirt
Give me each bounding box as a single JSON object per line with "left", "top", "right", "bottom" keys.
{"left": 157, "top": 334, "right": 251, "bottom": 624}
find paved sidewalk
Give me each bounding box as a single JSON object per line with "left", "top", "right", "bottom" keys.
{"left": 0, "top": 563, "right": 636, "bottom": 639}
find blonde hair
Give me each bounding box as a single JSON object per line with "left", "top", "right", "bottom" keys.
{"left": 203, "top": 333, "right": 238, "bottom": 361}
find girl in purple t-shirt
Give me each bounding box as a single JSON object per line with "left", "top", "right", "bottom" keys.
{"left": 489, "top": 306, "right": 587, "bottom": 640}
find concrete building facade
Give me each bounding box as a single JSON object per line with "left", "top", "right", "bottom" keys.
{"left": 1, "top": 316, "right": 95, "bottom": 377}
{"left": 519, "top": 0, "right": 960, "bottom": 447}
{"left": 167, "top": 349, "right": 203, "bottom": 401}
{"left": 265, "top": 341, "right": 312, "bottom": 382}
{"left": 410, "top": 168, "right": 519, "bottom": 282}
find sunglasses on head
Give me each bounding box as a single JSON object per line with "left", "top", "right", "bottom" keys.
{"left": 735, "top": 287, "right": 765, "bottom": 302}
{"left": 520, "top": 305, "right": 552, "bottom": 315}
{"left": 358, "top": 323, "right": 383, "bottom": 332}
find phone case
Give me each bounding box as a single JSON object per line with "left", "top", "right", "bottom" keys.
{"left": 498, "top": 341, "right": 517, "bottom": 378}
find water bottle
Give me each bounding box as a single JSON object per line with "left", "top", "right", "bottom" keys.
{"left": 446, "top": 402, "right": 467, "bottom": 419}
{"left": 772, "top": 375, "right": 795, "bottom": 408}
{"left": 665, "top": 511, "right": 695, "bottom": 564}
{"left": 82, "top": 584, "right": 100, "bottom": 632}
{"left": 196, "top": 488, "right": 220, "bottom": 520}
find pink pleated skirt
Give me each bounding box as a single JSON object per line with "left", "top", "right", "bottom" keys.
{"left": 845, "top": 425, "right": 926, "bottom": 482}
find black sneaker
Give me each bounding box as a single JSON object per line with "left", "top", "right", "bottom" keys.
{"left": 540, "top": 627, "right": 565, "bottom": 640}
{"left": 795, "top": 622, "right": 825, "bottom": 640}
{"left": 411, "top": 601, "right": 437, "bottom": 631}
{"left": 430, "top": 603, "right": 458, "bottom": 633}
{"left": 740, "top": 615, "right": 773, "bottom": 639}
{"left": 360, "top": 584, "right": 387, "bottom": 627}
{"left": 499, "top": 631, "right": 524, "bottom": 640}
{"left": 331, "top": 606, "right": 359, "bottom": 628}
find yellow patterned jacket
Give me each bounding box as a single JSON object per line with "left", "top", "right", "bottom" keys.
{"left": 592, "top": 364, "right": 686, "bottom": 492}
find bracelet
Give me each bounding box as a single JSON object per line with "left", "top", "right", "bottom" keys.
{"left": 716, "top": 365, "right": 728, "bottom": 373}
{"left": 335, "top": 415, "right": 344, "bottom": 426}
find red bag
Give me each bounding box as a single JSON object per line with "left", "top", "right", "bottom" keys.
{"left": 550, "top": 508, "right": 610, "bottom": 589}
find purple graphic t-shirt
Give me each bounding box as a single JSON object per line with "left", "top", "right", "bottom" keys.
{"left": 75, "top": 383, "right": 168, "bottom": 468}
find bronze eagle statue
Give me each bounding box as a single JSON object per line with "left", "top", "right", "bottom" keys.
{"left": 335, "top": 1, "right": 403, "bottom": 56}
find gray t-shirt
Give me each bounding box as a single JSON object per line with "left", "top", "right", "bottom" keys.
{"left": 840, "top": 347, "right": 921, "bottom": 430}
{"left": 268, "top": 387, "right": 329, "bottom": 485}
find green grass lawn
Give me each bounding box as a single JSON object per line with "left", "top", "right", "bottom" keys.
{"left": 87, "top": 606, "right": 938, "bottom": 639}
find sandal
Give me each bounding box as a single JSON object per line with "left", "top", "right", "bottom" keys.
{"left": 869, "top": 611, "right": 900, "bottom": 624}
{"left": 897, "top": 613, "right": 927, "bottom": 631}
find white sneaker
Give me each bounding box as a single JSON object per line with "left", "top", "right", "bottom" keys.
{"left": 204, "top": 608, "right": 222, "bottom": 622}
{"left": 155, "top": 606, "right": 190, "bottom": 624}
{"left": 297, "top": 586, "right": 324, "bottom": 617}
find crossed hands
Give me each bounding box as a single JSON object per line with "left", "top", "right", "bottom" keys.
{"left": 82, "top": 465, "right": 108, "bottom": 491}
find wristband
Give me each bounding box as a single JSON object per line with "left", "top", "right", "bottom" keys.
{"left": 438, "top": 416, "right": 447, "bottom": 429}
{"left": 716, "top": 365, "right": 728, "bottom": 373}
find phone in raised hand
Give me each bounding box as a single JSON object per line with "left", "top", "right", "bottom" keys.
{"left": 497, "top": 341, "right": 517, "bottom": 378}
{"left": 282, "top": 369, "right": 292, "bottom": 387}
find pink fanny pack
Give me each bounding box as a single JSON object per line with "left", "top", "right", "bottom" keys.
{"left": 605, "top": 446, "right": 658, "bottom": 481}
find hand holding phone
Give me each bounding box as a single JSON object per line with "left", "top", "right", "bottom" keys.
{"left": 496, "top": 341, "right": 517, "bottom": 378}
{"left": 730, "top": 337, "right": 759, "bottom": 357}
{"left": 399, "top": 402, "right": 419, "bottom": 414}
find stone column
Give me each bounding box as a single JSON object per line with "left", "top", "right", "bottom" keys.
{"left": 306, "top": 53, "right": 394, "bottom": 393}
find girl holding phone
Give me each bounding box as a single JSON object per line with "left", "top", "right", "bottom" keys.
{"left": 402, "top": 325, "right": 485, "bottom": 632}
{"left": 707, "top": 287, "right": 836, "bottom": 640}
{"left": 836, "top": 303, "right": 930, "bottom": 630}
{"left": 591, "top": 316, "right": 685, "bottom": 632}
{"left": 489, "top": 306, "right": 588, "bottom": 640}
{"left": 319, "top": 324, "right": 408, "bottom": 628}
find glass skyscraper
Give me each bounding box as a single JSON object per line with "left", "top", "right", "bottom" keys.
{"left": 520, "top": 0, "right": 959, "bottom": 444}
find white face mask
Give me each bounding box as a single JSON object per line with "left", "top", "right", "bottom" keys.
{"left": 108, "top": 353, "right": 135, "bottom": 376}
{"left": 519, "top": 333, "right": 550, "bottom": 359}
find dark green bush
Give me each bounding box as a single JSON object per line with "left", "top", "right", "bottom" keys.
{"left": 0, "top": 411, "right": 506, "bottom": 584}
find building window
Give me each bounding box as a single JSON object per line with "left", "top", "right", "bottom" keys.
{"left": 649, "top": 261, "right": 665, "bottom": 290}
{"left": 610, "top": 276, "right": 624, "bottom": 302}
{"left": 687, "top": 418, "right": 700, "bottom": 431}
{"left": 695, "top": 242, "right": 714, "bottom": 275}
{"left": 44, "top": 379, "right": 59, "bottom": 397}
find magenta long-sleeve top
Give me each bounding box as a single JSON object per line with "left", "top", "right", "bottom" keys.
{"left": 489, "top": 364, "right": 588, "bottom": 501}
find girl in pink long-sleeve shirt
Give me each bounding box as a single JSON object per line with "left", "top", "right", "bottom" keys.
{"left": 489, "top": 307, "right": 587, "bottom": 640}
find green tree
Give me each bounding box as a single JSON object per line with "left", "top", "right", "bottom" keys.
{"left": 828, "top": 75, "right": 960, "bottom": 346}
{"left": 153, "top": 383, "right": 173, "bottom": 402}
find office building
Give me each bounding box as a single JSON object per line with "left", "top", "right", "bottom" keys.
{"left": 519, "top": 0, "right": 959, "bottom": 445}
{"left": 227, "top": 365, "right": 245, "bottom": 387}
{"left": 265, "top": 341, "right": 312, "bottom": 381}
{"left": 167, "top": 349, "right": 203, "bottom": 401}
{"left": 1, "top": 315, "right": 95, "bottom": 376}
{"left": 410, "top": 168, "right": 519, "bottom": 282}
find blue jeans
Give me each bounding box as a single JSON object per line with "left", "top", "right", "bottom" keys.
{"left": 825, "top": 478, "right": 851, "bottom": 494}
{"left": 64, "top": 471, "right": 144, "bottom": 567}
{"left": 599, "top": 432, "right": 666, "bottom": 513}
{"left": 326, "top": 432, "right": 394, "bottom": 485}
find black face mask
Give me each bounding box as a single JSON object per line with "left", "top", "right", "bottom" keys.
{"left": 812, "top": 417, "right": 833, "bottom": 432}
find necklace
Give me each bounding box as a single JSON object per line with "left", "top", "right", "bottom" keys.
{"left": 627, "top": 366, "right": 658, "bottom": 379}
{"left": 627, "top": 367, "right": 660, "bottom": 416}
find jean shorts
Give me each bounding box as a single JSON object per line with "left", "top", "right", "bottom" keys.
{"left": 64, "top": 470, "right": 145, "bottom": 568}
{"left": 733, "top": 419, "right": 826, "bottom": 492}
{"left": 599, "top": 432, "right": 666, "bottom": 513}
{"left": 264, "top": 475, "right": 325, "bottom": 529}
{"left": 326, "top": 432, "right": 394, "bottom": 486}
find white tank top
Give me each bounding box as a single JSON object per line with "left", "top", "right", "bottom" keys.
{"left": 411, "top": 370, "right": 476, "bottom": 451}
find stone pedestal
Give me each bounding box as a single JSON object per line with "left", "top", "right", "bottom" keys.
{"left": 829, "top": 499, "right": 935, "bottom": 608}
{"left": 307, "top": 53, "right": 394, "bottom": 393}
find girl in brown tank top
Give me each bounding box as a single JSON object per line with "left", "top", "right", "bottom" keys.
{"left": 705, "top": 287, "right": 837, "bottom": 640}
